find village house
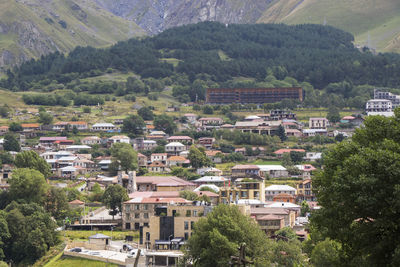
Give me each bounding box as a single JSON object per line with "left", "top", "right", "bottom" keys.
{"left": 304, "top": 152, "right": 322, "bottom": 162}
{"left": 39, "top": 137, "right": 67, "bottom": 147}
{"left": 167, "top": 136, "right": 193, "bottom": 146}
{"left": 91, "top": 123, "right": 116, "bottom": 132}
{"left": 198, "top": 137, "right": 215, "bottom": 149}
{"left": 296, "top": 164, "right": 317, "bottom": 179}
{"left": 151, "top": 153, "right": 168, "bottom": 164}
{"left": 138, "top": 153, "right": 148, "bottom": 167}
{"left": 192, "top": 176, "right": 227, "bottom": 187}
{"left": 81, "top": 136, "right": 102, "bottom": 145}
{"left": 251, "top": 207, "right": 296, "bottom": 228}
{"left": 21, "top": 123, "right": 40, "bottom": 132}
{"left": 109, "top": 135, "right": 130, "bottom": 144}
{"left": 132, "top": 138, "right": 157, "bottom": 151}
{"left": 204, "top": 150, "right": 223, "bottom": 163}
{"left": 265, "top": 185, "right": 297, "bottom": 201}
{"left": 309, "top": 118, "right": 329, "bottom": 129}
{"left": 273, "top": 193, "right": 296, "bottom": 203}
{"left": 234, "top": 121, "right": 281, "bottom": 135}
{"left": 257, "top": 165, "right": 289, "bottom": 178}
{"left": 165, "top": 142, "right": 185, "bottom": 155}
{"left": 231, "top": 165, "right": 261, "bottom": 178}
{"left": 302, "top": 129, "right": 328, "bottom": 137}
{"left": 135, "top": 176, "right": 196, "bottom": 192}
{"left": 0, "top": 126, "right": 9, "bottom": 135}
{"left": 256, "top": 215, "right": 285, "bottom": 236}
{"left": 196, "top": 166, "right": 223, "bottom": 176}
{"left": 166, "top": 156, "right": 188, "bottom": 167}
{"left": 198, "top": 117, "right": 224, "bottom": 130}
{"left": 148, "top": 161, "right": 168, "bottom": 173}
{"left": 183, "top": 113, "right": 197, "bottom": 122}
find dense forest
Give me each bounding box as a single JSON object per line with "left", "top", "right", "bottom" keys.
{"left": 2, "top": 22, "right": 400, "bottom": 106}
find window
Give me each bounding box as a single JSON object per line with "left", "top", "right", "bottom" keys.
{"left": 184, "top": 233, "right": 189, "bottom": 240}
{"left": 135, "top": 204, "right": 140, "bottom": 210}
{"left": 126, "top": 213, "right": 130, "bottom": 220}
{"left": 193, "top": 210, "right": 198, "bottom": 217}
{"left": 143, "top": 204, "right": 148, "bottom": 210}
{"left": 135, "top": 213, "right": 140, "bottom": 219}
{"left": 191, "top": 221, "right": 195, "bottom": 230}
{"left": 184, "top": 221, "right": 189, "bottom": 230}
{"left": 144, "top": 213, "right": 149, "bottom": 219}
{"left": 144, "top": 223, "right": 149, "bottom": 227}
{"left": 186, "top": 210, "right": 191, "bottom": 217}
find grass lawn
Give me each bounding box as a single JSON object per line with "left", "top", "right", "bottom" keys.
{"left": 64, "top": 230, "right": 139, "bottom": 241}
{"left": 251, "top": 159, "right": 282, "bottom": 165}
{"left": 45, "top": 256, "right": 117, "bottom": 267}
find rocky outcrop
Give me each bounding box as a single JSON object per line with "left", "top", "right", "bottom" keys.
{"left": 95, "top": 0, "right": 273, "bottom": 34}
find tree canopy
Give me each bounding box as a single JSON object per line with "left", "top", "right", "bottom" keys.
{"left": 102, "top": 184, "right": 128, "bottom": 219}
{"left": 110, "top": 142, "right": 138, "bottom": 172}
{"left": 312, "top": 109, "right": 400, "bottom": 265}
{"left": 14, "top": 150, "right": 52, "bottom": 178}
{"left": 122, "top": 115, "right": 145, "bottom": 137}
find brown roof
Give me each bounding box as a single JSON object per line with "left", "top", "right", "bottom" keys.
{"left": 232, "top": 165, "right": 259, "bottom": 170}
{"left": 274, "top": 149, "right": 305, "bottom": 155}
{"left": 21, "top": 123, "right": 40, "bottom": 128}
{"left": 136, "top": 176, "right": 195, "bottom": 187}
{"left": 250, "top": 207, "right": 290, "bottom": 216}
{"left": 257, "top": 214, "right": 284, "bottom": 221}
{"left": 195, "top": 191, "right": 219, "bottom": 197}
{"left": 167, "top": 156, "right": 187, "bottom": 162}
{"left": 69, "top": 199, "right": 84, "bottom": 205}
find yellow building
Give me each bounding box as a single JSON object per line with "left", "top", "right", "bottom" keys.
{"left": 141, "top": 204, "right": 211, "bottom": 250}
{"left": 219, "top": 180, "right": 265, "bottom": 204}
{"left": 296, "top": 179, "right": 316, "bottom": 202}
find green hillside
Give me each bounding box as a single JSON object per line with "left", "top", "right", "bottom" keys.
{"left": 257, "top": 0, "right": 400, "bottom": 52}
{"left": 0, "top": 0, "right": 144, "bottom": 70}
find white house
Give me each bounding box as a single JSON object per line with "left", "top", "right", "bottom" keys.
{"left": 92, "top": 123, "right": 116, "bottom": 131}
{"left": 309, "top": 118, "right": 329, "bottom": 129}
{"left": 265, "top": 185, "right": 297, "bottom": 201}
{"left": 109, "top": 135, "right": 130, "bottom": 144}
{"left": 151, "top": 153, "right": 168, "bottom": 163}
{"left": 165, "top": 142, "right": 185, "bottom": 155}
{"left": 82, "top": 136, "right": 102, "bottom": 145}
{"left": 257, "top": 165, "right": 288, "bottom": 178}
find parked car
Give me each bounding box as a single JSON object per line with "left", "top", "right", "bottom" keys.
{"left": 122, "top": 244, "right": 133, "bottom": 251}
{"left": 70, "top": 248, "right": 82, "bottom": 252}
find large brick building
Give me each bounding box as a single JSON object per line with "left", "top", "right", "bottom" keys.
{"left": 206, "top": 87, "right": 304, "bottom": 104}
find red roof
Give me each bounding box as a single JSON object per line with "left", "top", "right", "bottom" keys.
{"left": 21, "top": 123, "right": 40, "bottom": 128}
{"left": 69, "top": 199, "right": 84, "bottom": 205}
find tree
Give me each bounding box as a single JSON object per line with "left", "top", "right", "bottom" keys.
{"left": 300, "top": 200, "right": 310, "bottom": 216}
{"left": 326, "top": 106, "right": 341, "bottom": 124}
{"left": 179, "top": 190, "right": 198, "bottom": 201}
{"left": 188, "top": 145, "right": 210, "bottom": 169}
{"left": 282, "top": 153, "right": 293, "bottom": 167}
{"left": 202, "top": 105, "right": 214, "bottom": 114}
{"left": 0, "top": 105, "right": 10, "bottom": 118}
{"left": 121, "top": 115, "right": 145, "bottom": 137}
{"left": 38, "top": 111, "right": 53, "bottom": 125}
{"left": 14, "top": 150, "right": 51, "bottom": 178}
{"left": 0, "top": 211, "right": 10, "bottom": 261}
{"left": 89, "top": 183, "right": 104, "bottom": 202}
{"left": 102, "top": 184, "right": 128, "bottom": 219}
{"left": 289, "top": 151, "right": 305, "bottom": 164}
{"left": 276, "top": 227, "right": 298, "bottom": 241}
{"left": 310, "top": 239, "right": 341, "bottom": 267}
{"left": 111, "top": 143, "right": 138, "bottom": 172}
{"left": 185, "top": 205, "right": 274, "bottom": 266}
{"left": 154, "top": 114, "right": 176, "bottom": 135}
{"left": 45, "top": 187, "right": 70, "bottom": 222}
{"left": 3, "top": 202, "right": 58, "bottom": 264}
{"left": 277, "top": 125, "right": 287, "bottom": 141}
{"left": 8, "top": 168, "right": 48, "bottom": 205}
{"left": 3, "top": 133, "right": 20, "bottom": 152}
{"left": 312, "top": 109, "right": 400, "bottom": 265}
{"left": 137, "top": 106, "right": 154, "bottom": 121}
{"left": 8, "top": 122, "right": 22, "bottom": 132}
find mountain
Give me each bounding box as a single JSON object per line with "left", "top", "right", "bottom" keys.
{"left": 0, "top": 0, "right": 144, "bottom": 70}
{"left": 95, "top": 0, "right": 400, "bottom": 53}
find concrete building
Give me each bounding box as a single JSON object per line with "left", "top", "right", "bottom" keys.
{"left": 219, "top": 180, "right": 265, "bottom": 204}
{"left": 309, "top": 118, "right": 329, "bottom": 129}
{"left": 265, "top": 185, "right": 296, "bottom": 201}
{"left": 92, "top": 123, "right": 116, "bottom": 131}
{"left": 366, "top": 99, "right": 393, "bottom": 113}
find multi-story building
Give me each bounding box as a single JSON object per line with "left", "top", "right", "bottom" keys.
{"left": 366, "top": 99, "right": 393, "bottom": 113}
{"left": 296, "top": 179, "right": 316, "bottom": 202}
{"left": 231, "top": 165, "right": 261, "bottom": 178}
{"left": 265, "top": 185, "right": 296, "bottom": 201}
{"left": 165, "top": 142, "right": 186, "bottom": 155}
{"left": 122, "top": 194, "right": 190, "bottom": 230}
{"left": 255, "top": 215, "right": 285, "bottom": 236}
{"left": 309, "top": 118, "right": 329, "bottom": 129}
{"left": 92, "top": 123, "right": 116, "bottom": 132}
{"left": 374, "top": 89, "right": 400, "bottom": 108}
{"left": 141, "top": 203, "right": 212, "bottom": 250}
{"left": 206, "top": 88, "right": 304, "bottom": 104}
{"left": 219, "top": 180, "right": 265, "bottom": 204}
{"left": 251, "top": 207, "right": 296, "bottom": 228}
